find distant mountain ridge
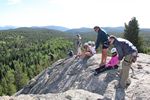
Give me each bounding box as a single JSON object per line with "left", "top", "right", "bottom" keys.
{"left": 0, "top": 25, "right": 69, "bottom": 31}
{"left": 0, "top": 25, "right": 17, "bottom": 30}
{"left": 31, "top": 26, "right": 70, "bottom": 31}
{"left": 65, "top": 27, "right": 125, "bottom": 34}
{"left": 65, "top": 27, "right": 150, "bottom": 34}
{"left": 65, "top": 27, "right": 93, "bottom": 33}
{"left": 0, "top": 26, "right": 150, "bottom": 34}
{"left": 102, "top": 27, "right": 124, "bottom": 33}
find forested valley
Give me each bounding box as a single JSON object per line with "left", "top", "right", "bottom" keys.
{"left": 0, "top": 28, "right": 74, "bottom": 95}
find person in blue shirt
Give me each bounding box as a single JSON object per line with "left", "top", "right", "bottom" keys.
{"left": 94, "top": 26, "right": 109, "bottom": 66}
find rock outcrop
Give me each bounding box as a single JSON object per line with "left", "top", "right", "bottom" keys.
{"left": 1, "top": 53, "right": 150, "bottom": 100}
{"left": 0, "top": 89, "right": 104, "bottom": 100}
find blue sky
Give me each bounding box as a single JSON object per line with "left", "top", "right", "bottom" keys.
{"left": 0, "top": 0, "right": 150, "bottom": 28}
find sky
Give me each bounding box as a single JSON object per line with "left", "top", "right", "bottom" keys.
{"left": 0, "top": 0, "right": 150, "bottom": 28}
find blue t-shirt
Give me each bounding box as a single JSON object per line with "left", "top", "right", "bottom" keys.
{"left": 95, "top": 29, "right": 109, "bottom": 49}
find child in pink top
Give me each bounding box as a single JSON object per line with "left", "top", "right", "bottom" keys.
{"left": 94, "top": 48, "right": 119, "bottom": 75}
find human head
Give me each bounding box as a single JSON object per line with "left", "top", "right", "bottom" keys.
{"left": 83, "top": 43, "right": 89, "bottom": 49}
{"left": 108, "top": 35, "right": 116, "bottom": 45}
{"left": 76, "top": 34, "right": 81, "bottom": 39}
{"left": 93, "top": 26, "right": 100, "bottom": 32}
{"left": 88, "top": 41, "right": 95, "bottom": 47}
{"left": 111, "top": 48, "right": 117, "bottom": 56}
{"left": 111, "top": 48, "right": 117, "bottom": 54}
{"left": 88, "top": 41, "right": 92, "bottom": 46}
{"left": 91, "top": 41, "right": 95, "bottom": 47}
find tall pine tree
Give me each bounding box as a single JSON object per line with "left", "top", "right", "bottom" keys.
{"left": 124, "top": 17, "right": 143, "bottom": 52}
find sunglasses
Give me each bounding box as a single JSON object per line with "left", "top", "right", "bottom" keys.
{"left": 112, "top": 52, "right": 117, "bottom": 54}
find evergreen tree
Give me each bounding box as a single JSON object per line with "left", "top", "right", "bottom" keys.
{"left": 5, "top": 70, "right": 16, "bottom": 95}
{"left": 124, "top": 17, "right": 143, "bottom": 52}
{"left": 0, "top": 85, "right": 3, "bottom": 95}
{"left": 14, "top": 61, "right": 29, "bottom": 90}
{"left": 0, "top": 78, "right": 8, "bottom": 95}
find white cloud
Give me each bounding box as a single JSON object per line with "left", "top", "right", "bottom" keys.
{"left": 7, "top": 0, "right": 22, "bottom": 5}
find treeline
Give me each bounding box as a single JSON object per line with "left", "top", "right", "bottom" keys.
{"left": 0, "top": 28, "right": 73, "bottom": 95}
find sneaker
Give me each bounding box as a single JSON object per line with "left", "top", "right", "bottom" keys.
{"left": 125, "top": 80, "right": 131, "bottom": 89}
{"left": 114, "top": 83, "right": 125, "bottom": 89}
{"left": 94, "top": 71, "right": 99, "bottom": 76}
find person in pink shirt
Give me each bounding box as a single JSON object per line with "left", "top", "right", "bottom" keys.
{"left": 94, "top": 48, "right": 119, "bottom": 75}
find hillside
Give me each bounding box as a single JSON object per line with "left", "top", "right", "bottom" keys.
{"left": 0, "top": 28, "right": 74, "bottom": 96}
{"left": 0, "top": 26, "right": 69, "bottom": 31}
{"left": 0, "top": 26, "right": 17, "bottom": 30}
{"left": 65, "top": 27, "right": 125, "bottom": 34}
{"left": 31, "top": 26, "right": 70, "bottom": 31}
{"left": 2, "top": 53, "right": 148, "bottom": 100}
{"left": 65, "top": 27, "right": 93, "bottom": 33}
{"left": 0, "top": 27, "right": 150, "bottom": 99}
{"left": 1, "top": 26, "right": 150, "bottom": 35}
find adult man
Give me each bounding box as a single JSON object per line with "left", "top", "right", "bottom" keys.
{"left": 108, "top": 35, "right": 138, "bottom": 89}
{"left": 94, "top": 26, "right": 109, "bottom": 65}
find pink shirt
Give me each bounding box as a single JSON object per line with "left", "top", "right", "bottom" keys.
{"left": 106, "top": 55, "right": 119, "bottom": 68}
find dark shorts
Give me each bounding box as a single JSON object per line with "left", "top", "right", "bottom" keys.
{"left": 77, "top": 41, "right": 82, "bottom": 47}
{"left": 102, "top": 41, "right": 109, "bottom": 49}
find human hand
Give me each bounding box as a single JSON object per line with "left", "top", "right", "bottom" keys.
{"left": 117, "top": 61, "right": 122, "bottom": 70}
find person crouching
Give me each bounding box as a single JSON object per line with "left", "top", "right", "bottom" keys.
{"left": 94, "top": 48, "right": 119, "bottom": 75}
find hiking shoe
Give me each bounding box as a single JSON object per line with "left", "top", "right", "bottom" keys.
{"left": 94, "top": 71, "right": 99, "bottom": 76}
{"left": 114, "top": 83, "right": 125, "bottom": 90}
{"left": 125, "top": 80, "right": 131, "bottom": 89}
{"left": 115, "top": 85, "right": 125, "bottom": 90}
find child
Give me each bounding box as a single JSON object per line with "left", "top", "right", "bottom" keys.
{"left": 94, "top": 48, "right": 119, "bottom": 75}
{"left": 77, "top": 42, "right": 96, "bottom": 59}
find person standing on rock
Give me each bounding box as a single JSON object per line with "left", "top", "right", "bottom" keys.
{"left": 108, "top": 35, "right": 138, "bottom": 89}
{"left": 94, "top": 26, "right": 109, "bottom": 66}
{"left": 76, "top": 34, "right": 82, "bottom": 56}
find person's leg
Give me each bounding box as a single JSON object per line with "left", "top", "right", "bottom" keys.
{"left": 114, "top": 65, "right": 119, "bottom": 69}
{"left": 77, "top": 46, "right": 82, "bottom": 55}
{"left": 98, "top": 66, "right": 112, "bottom": 73}
{"left": 95, "top": 65, "right": 106, "bottom": 73}
{"left": 79, "top": 51, "right": 85, "bottom": 58}
{"left": 75, "top": 48, "right": 83, "bottom": 58}
{"left": 101, "top": 41, "right": 109, "bottom": 65}
{"left": 101, "top": 48, "right": 108, "bottom": 65}
{"left": 119, "top": 54, "right": 132, "bottom": 88}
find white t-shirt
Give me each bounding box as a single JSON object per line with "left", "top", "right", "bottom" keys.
{"left": 89, "top": 46, "right": 96, "bottom": 55}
